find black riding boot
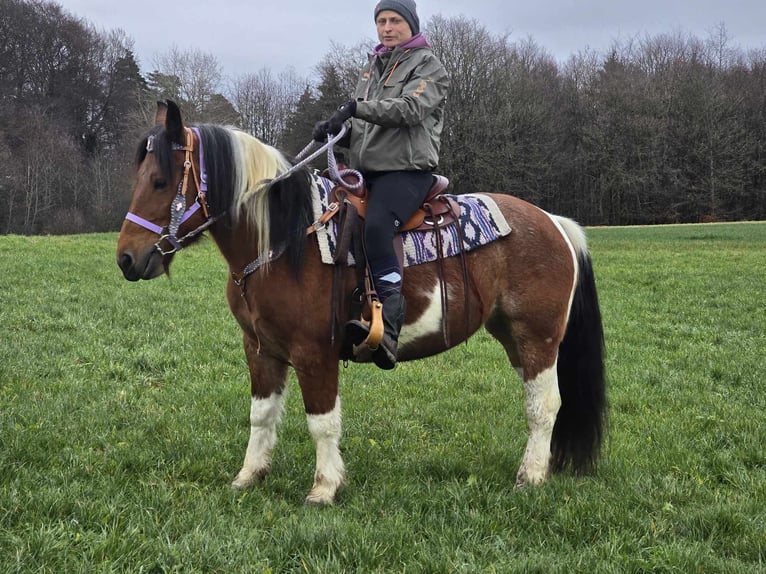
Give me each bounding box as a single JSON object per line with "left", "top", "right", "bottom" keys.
{"left": 373, "top": 293, "right": 406, "bottom": 370}
{"left": 344, "top": 293, "right": 406, "bottom": 370}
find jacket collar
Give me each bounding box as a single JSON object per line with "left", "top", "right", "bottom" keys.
{"left": 372, "top": 32, "right": 431, "bottom": 56}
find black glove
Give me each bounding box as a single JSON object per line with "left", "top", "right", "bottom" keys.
{"left": 312, "top": 120, "right": 331, "bottom": 142}
{"left": 312, "top": 100, "right": 357, "bottom": 142}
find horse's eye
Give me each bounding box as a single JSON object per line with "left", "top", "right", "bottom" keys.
{"left": 153, "top": 179, "right": 167, "bottom": 190}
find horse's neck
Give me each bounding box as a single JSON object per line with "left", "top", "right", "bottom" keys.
{"left": 210, "top": 222, "right": 261, "bottom": 276}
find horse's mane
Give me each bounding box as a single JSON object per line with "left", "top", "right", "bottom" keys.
{"left": 136, "top": 124, "right": 315, "bottom": 277}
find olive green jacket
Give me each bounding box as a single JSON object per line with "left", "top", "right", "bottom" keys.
{"left": 345, "top": 42, "right": 449, "bottom": 173}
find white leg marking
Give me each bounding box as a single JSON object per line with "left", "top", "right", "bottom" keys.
{"left": 305, "top": 396, "right": 346, "bottom": 505}
{"left": 399, "top": 282, "right": 446, "bottom": 347}
{"left": 516, "top": 365, "right": 561, "bottom": 487}
{"left": 232, "top": 393, "right": 285, "bottom": 489}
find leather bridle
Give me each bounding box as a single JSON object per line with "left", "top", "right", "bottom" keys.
{"left": 124, "top": 127, "right": 219, "bottom": 255}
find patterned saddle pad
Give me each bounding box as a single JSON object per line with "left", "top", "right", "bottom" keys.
{"left": 312, "top": 175, "right": 512, "bottom": 267}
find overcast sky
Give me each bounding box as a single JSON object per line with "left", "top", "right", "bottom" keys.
{"left": 57, "top": 0, "right": 765, "bottom": 80}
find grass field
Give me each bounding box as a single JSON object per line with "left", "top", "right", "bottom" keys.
{"left": 1, "top": 223, "right": 765, "bottom": 573}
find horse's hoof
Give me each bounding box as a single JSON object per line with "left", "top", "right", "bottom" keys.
{"left": 305, "top": 476, "right": 344, "bottom": 506}
{"left": 231, "top": 478, "right": 252, "bottom": 490}
{"left": 305, "top": 493, "right": 335, "bottom": 506}
{"left": 231, "top": 466, "right": 269, "bottom": 490}
{"left": 515, "top": 468, "right": 548, "bottom": 489}
{"left": 305, "top": 488, "right": 337, "bottom": 506}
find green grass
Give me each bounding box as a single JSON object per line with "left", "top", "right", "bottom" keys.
{"left": 1, "top": 223, "right": 764, "bottom": 573}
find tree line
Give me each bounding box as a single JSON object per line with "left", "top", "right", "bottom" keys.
{"left": 1, "top": 0, "right": 764, "bottom": 234}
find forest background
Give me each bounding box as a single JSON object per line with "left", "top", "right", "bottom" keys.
{"left": 2, "top": 0, "right": 765, "bottom": 235}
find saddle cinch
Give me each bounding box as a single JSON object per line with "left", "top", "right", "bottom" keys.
{"left": 313, "top": 167, "right": 470, "bottom": 359}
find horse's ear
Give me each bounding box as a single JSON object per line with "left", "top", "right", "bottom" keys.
{"left": 163, "top": 100, "right": 185, "bottom": 145}
{"left": 155, "top": 101, "right": 168, "bottom": 126}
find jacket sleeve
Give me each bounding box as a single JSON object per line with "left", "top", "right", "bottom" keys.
{"left": 355, "top": 53, "right": 449, "bottom": 127}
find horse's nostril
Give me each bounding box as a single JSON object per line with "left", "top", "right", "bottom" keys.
{"left": 118, "top": 252, "right": 134, "bottom": 273}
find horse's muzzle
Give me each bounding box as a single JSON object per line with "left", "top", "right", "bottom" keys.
{"left": 117, "top": 248, "right": 164, "bottom": 281}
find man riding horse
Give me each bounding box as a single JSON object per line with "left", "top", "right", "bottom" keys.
{"left": 313, "top": 0, "right": 450, "bottom": 369}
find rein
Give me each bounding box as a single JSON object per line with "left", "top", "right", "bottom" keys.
{"left": 259, "top": 126, "right": 363, "bottom": 192}
{"left": 125, "top": 127, "right": 218, "bottom": 255}
{"left": 232, "top": 127, "right": 365, "bottom": 290}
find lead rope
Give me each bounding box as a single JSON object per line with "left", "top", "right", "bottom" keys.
{"left": 260, "top": 126, "right": 363, "bottom": 191}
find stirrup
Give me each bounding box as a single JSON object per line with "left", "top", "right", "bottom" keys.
{"left": 342, "top": 300, "right": 384, "bottom": 362}
{"left": 344, "top": 300, "right": 384, "bottom": 350}
{"left": 364, "top": 301, "right": 384, "bottom": 349}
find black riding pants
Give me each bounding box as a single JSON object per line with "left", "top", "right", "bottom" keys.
{"left": 363, "top": 170, "right": 433, "bottom": 299}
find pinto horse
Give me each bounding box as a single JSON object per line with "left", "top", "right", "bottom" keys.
{"left": 116, "top": 100, "right": 606, "bottom": 505}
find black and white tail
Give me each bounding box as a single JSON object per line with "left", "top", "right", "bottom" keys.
{"left": 550, "top": 217, "right": 607, "bottom": 474}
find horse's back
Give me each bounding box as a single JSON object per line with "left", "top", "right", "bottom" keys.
{"left": 480, "top": 192, "right": 579, "bottom": 272}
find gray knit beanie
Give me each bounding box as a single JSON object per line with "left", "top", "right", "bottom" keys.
{"left": 374, "top": 0, "right": 420, "bottom": 35}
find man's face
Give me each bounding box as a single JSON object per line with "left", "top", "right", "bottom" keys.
{"left": 376, "top": 10, "right": 413, "bottom": 49}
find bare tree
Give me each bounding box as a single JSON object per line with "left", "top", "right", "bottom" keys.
{"left": 427, "top": 15, "right": 511, "bottom": 194}
{"left": 313, "top": 40, "right": 370, "bottom": 99}
{"left": 229, "top": 67, "right": 305, "bottom": 145}
{"left": 0, "top": 0, "right": 146, "bottom": 233}
{"left": 3, "top": 1, "right": 766, "bottom": 232}
{"left": 151, "top": 46, "right": 225, "bottom": 123}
